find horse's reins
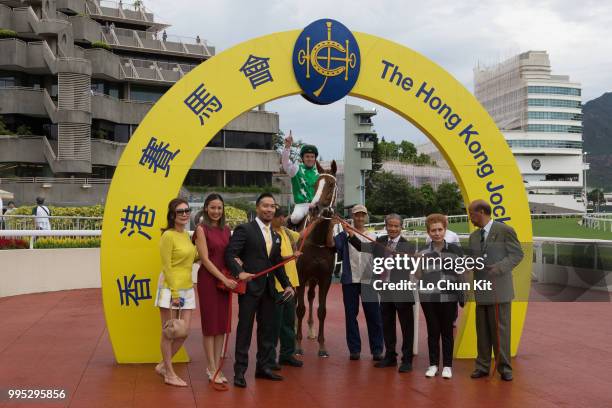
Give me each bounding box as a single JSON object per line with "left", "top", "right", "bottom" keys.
{"left": 210, "top": 219, "right": 318, "bottom": 390}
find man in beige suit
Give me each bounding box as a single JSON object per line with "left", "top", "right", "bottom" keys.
{"left": 468, "top": 200, "right": 524, "bottom": 381}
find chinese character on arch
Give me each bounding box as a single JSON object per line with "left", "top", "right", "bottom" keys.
{"left": 239, "top": 55, "right": 273, "bottom": 89}
{"left": 120, "top": 205, "right": 156, "bottom": 240}
{"left": 183, "top": 83, "right": 223, "bottom": 125}
{"left": 117, "top": 274, "right": 152, "bottom": 306}
{"left": 139, "top": 137, "right": 180, "bottom": 178}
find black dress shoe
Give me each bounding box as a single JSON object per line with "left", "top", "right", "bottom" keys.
{"left": 501, "top": 372, "right": 513, "bottom": 381}
{"left": 398, "top": 361, "right": 413, "bottom": 373}
{"left": 255, "top": 368, "right": 284, "bottom": 381}
{"left": 374, "top": 357, "right": 397, "bottom": 368}
{"left": 470, "top": 370, "right": 489, "bottom": 379}
{"left": 234, "top": 374, "right": 247, "bottom": 388}
{"left": 349, "top": 353, "right": 360, "bottom": 361}
{"left": 279, "top": 356, "right": 303, "bottom": 367}
{"left": 372, "top": 354, "right": 383, "bottom": 361}
{"left": 270, "top": 362, "right": 281, "bottom": 371}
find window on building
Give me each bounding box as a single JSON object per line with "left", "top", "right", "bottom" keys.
{"left": 544, "top": 174, "right": 580, "bottom": 182}
{"left": 207, "top": 131, "right": 224, "bottom": 147}
{"left": 361, "top": 151, "right": 372, "bottom": 158}
{"left": 526, "top": 124, "right": 583, "bottom": 133}
{"left": 224, "top": 131, "right": 273, "bottom": 150}
{"left": 184, "top": 169, "right": 223, "bottom": 187}
{"left": 130, "top": 84, "right": 168, "bottom": 103}
{"left": 527, "top": 99, "right": 581, "bottom": 109}
{"left": 507, "top": 139, "right": 583, "bottom": 149}
{"left": 226, "top": 171, "right": 272, "bottom": 186}
{"left": 359, "top": 115, "right": 373, "bottom": 124}
{"left": 527, "top": 86, "right": 581, "bottom": 96}
{"left": 528, "top": 111, "right": 582, "bottom": 121}
{"left": 91, "top": 165, "right": 115, "bottom": 179}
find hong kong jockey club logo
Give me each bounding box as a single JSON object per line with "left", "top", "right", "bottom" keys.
{"left": 292, "top": 19, "right": 360, "bottom": 105}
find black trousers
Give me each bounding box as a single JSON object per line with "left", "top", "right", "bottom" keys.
{"left": 381, "top": 301, "right": 414, "bottom": 362}
{"left": 234, "top": 289, "right": 276, "bottom": 376}
{"left": 420, "top": 301, "right": 457, "bottom": 367}
{"left": 271, "top": 294, "right": 297, "bottom": 362}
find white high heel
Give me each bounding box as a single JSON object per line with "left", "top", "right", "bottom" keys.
{"left": 206, "top": 368, "right": 225, "bottom": 384}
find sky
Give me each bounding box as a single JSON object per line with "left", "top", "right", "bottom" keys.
{"left": 147, "top": 0, "right": 612, "bottom": 160}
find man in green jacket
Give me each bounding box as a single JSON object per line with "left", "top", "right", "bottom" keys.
{"left": 282, "top": 131, "right": 319, "bottom": 225}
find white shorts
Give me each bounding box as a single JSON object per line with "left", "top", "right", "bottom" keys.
{"left": 154, "top": 287, "right": 196, "bottom": 310}
{"left": 290, "top": 203, "right": 310, "bottom": 224}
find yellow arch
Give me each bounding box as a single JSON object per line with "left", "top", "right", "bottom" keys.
{"left": 101, "top": 30, "right": 533, "bottom": 363}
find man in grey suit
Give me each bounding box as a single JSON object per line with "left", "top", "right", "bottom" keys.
{"left": 468, "top": 199, "right": 524, "bottom": 381}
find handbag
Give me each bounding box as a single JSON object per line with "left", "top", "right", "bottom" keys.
{"left": 162, "top": 307, "right": 188, "bottom": 340}
{"left": 216, "top": 269, "right": 247, "bottom": 295}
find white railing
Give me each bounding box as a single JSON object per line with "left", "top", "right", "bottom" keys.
{"left": 101, "top": 26, "right": 213, "bottom": 57}
{"left": 0, "top": 177, "right": 111, "bottom": 184}
{"left": 1, "top": 215, "right": 103, "bottom": 231}
{"left": 401, "top": 212, "right": 586, "bottom": 230}
{"left": 582, "top": 214, "right": 612, "bottom": 232}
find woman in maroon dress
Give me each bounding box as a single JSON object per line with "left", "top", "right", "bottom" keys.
{"left": 193, "top": 193, "right": 236, "bottom": 384}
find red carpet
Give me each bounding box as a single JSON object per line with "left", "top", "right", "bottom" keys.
{"left": 1, "top": 285, "right": 611, "bottom": 407}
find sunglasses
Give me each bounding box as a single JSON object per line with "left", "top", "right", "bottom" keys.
{"left": 175, "top": 208, "right": 191, "bottom": 215}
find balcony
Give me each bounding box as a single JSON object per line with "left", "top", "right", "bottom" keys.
{"left": 91, "top": 92, "right": 153, "bottom": 124}
{"left": 85, "top": 47, "right": 122, "bottom": 79}
{"left": 101, "top": 27, "right": 214, "bottom": 59}
{"left": 85, "top": 0, "right": 167, "bottom": 31}
{"left": 0, "top": 86, "right": 46, "bottom": 117}
{"left": 355, "top": 141, "right": 374, "bottom": 150}
{"left": 119, "top": 57, "right": 194, "bottom": 83}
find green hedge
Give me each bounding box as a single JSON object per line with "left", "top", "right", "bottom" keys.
{"left": 34, "top": 237, "right": 100, "bottom": 249}
{"left": 186, "top": 185, "right": 281, "bottom": 194}
{"left": 0, "top": 29, "right": 17, "bottom": 39}
{"left": 91, "top": 41, "right": 111, "bottom": 50}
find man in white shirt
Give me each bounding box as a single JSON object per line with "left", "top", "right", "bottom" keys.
{"left": 33, "top": 197, "right": 51, "bottom": 230}
{"left": 332, "top": 205, "right": 384, "bottom": 361}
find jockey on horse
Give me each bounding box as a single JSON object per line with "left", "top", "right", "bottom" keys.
{"left": 282, "top": 130, "right": 320, "bottom": 228}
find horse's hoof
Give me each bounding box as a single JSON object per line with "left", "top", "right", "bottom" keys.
{"left": 318, "top": 350, "right": 330, "bottom": 358}
{"left": 295, "top": 348, "right": 304, "bottom": 356}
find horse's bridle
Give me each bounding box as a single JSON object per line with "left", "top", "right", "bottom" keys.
{"left": 315, "top": 173, "right": 337, "bottom": 220}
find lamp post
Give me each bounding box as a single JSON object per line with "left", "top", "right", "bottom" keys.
{"left": 583, "top": 151, "right": 588, "bottom": 211}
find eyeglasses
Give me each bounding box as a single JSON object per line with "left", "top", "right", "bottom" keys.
{"left": 175, "top": 208, "right": 191, "bottom": 215}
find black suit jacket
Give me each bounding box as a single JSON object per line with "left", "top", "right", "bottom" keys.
{"left": 350, "top": 234, "right": 416, "bottom": 303}
{"left": 225, "top": 220, "right": 291, "bottom": 297}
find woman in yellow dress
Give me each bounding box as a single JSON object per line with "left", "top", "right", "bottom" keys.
{"left": 154, "top": 198, "right": 197, "bottom": 387}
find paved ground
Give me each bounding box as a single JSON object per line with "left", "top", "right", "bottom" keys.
{"left": 1, "top": 286, "right": 611, "bottom": 407}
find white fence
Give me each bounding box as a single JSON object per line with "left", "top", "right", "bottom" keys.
{"left": 582, "top": 214, "right": 612, "bottom": 233}
{"left": 1, "top": 215, "right": 102, "bottom": 231}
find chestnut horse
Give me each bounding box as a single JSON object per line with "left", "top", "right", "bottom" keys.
{"left": 295, "top": 160, "right": 337, "bottom": 357}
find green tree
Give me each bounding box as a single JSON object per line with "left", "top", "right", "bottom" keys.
{"left": 370, "top": 133, "right": 383, "bottom": 171}
{"left": 15, "top": 124, "right": 33, "bottom": 135}
{"left": 399, "top": 140, "right": 417, "bottom": 162}
{"left": 366, "top": 171, "right": 423, "bottom": 216}
{"left": 419, "top": 183, "right": 439, "bottom": 214}
{"left": 274, "top": 129, "right": 303, "bottom": 163}
{"left": 0, "top": 116, "right": 13, "bottom": 135}
{"left": 436, "top": 182, "right": 463, "bottom": 215}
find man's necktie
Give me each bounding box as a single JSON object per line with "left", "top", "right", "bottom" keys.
{"left": 382, "top": 239, "right": 395, "bottom": 282}
{"left": 263, "top": 225, "right": 272, "bottom": 256}
{"left": 480, "top": 228, "right": 486, "bottom": 251}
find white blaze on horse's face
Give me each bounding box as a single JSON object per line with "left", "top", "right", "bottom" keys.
{"left": 312, "top": 178, "right": 325, "bottom": 206}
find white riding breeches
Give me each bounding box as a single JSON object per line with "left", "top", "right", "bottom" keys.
{"left": 290, "top": 203, "right": 310, "bottom": 225}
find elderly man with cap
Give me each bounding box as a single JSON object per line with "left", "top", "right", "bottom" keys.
{"left": 332, "top": 204, "right": 384, "bottom": 361}
{"left": 282, "top": 130, "right": 320, "bottom": 226}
